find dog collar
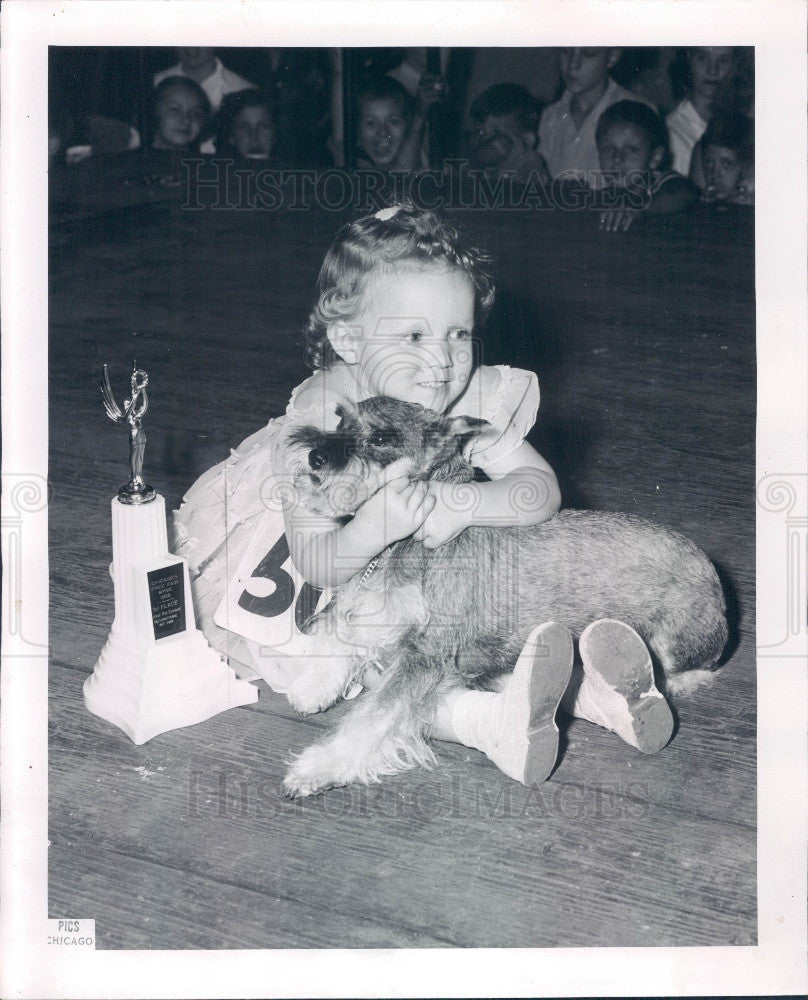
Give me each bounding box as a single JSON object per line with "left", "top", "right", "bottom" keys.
{"left": 358, "top": 543, "right": 396, "bottom": 586}
{"left": 358, "top": 555, "right": 381, "bottom": 585}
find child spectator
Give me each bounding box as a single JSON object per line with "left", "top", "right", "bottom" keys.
{"left": 153, "top": 47, "right": 254, "bottom": 113}
{"left": 214, "top": 89, "right": 277, "bottom": 161}
{"left": 467, "top": 83, "right": 548, "bottom": 184}
{"left": 150, "top": 76, "right": 211, "bottom": 153}
{"left": 665, "top": 47, "right": 736, "bottom": 176}
{"left": 539, "top": 47, "right": 646, "bottom": 181}
{"left": 697, "top": 114, "right": 755, "bottom": 205}
{"left": 354, "top": 75, "right": 442, "bottom": 172}
{"left": 594, "top": 100, "right": 697, "bottom": 231}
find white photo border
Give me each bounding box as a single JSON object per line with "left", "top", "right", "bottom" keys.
{"left": 1, "top": 1, "right": 806, "bottom": 997}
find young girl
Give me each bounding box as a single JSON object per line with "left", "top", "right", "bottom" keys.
{"left": 150, "top": 76, "right": 211, "bottom": 153}
{"left": 172, "top": 205, "right": 674, "bottom": 787}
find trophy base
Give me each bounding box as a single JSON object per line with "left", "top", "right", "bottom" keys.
{"left": 85, "top": 492, "right": 258, "bottom": 744}
{"left": 117, "top": 483, "right": 157, "bottom": 505}
{"left": 85, "top": 627, "right": 258, "bottom": 745}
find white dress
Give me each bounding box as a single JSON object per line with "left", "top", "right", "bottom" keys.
{"left": 171, "top": 363, "right": 540, "bottom": 690}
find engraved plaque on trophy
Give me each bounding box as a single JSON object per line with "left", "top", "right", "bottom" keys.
{"left": 84, "top": 364, "right": 257, "bottom": 745}
{"left": 147, "top": 563, "right": 187, "bottom": 639}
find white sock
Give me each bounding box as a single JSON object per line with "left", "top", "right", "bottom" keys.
{"left": 440, "top": 623, "right": 574, "bottom": 784}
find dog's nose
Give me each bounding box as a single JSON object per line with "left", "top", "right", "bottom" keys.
{"left": 308, "top": 449, "right": 327, "bottom": 470}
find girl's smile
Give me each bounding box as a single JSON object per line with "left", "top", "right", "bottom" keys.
{"left": 358, "top": 97, "right": 408, "bottom": 168}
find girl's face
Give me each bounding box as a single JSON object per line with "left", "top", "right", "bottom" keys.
{"left": 337, "top": 266, "right": 476, "bottom": 413}
{"left": 358, "top": 97, "right": 408, "bottom": 168}
{"left": 703, "top": 142, "right": 743, "bottom": 201}
{"left": 597, "top": 123, "right": 660, "bottom": 183}
{"left": 231, "top": 106, "right": 275, "bottom": 159}
{"left": 687, "top": 47, "right": 735, "bottom": 103}
{"left": 154, "top": 85, "right": 206, "bottom": 149}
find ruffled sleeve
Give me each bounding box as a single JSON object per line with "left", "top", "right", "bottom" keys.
{"left": 285, "top": 371, "right": 349, "bottom": 432}
{"left": 458, "top": 365, "right": 540, "bottom": 469}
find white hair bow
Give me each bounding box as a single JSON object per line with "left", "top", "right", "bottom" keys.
{"left": 373, "top": 205, "right": 402, "bottom": 221}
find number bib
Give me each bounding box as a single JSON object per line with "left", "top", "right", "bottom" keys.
{"left": 214, "top": 508, "right": 331, "bottom": 655}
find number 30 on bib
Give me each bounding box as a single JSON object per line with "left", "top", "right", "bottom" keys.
{"left": 214, "top": 509, "right": 329, "bottom": 651}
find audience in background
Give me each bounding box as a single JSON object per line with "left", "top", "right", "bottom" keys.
{"left": 697, "top": 114, "right": 755, "bottom": 205}
{"left": 153, "top": 48, "right": 254, "bottom": 113}
{"left": 150, "top": 76, "right": 211, "bottom": 153}
{"left": 594, "top": 100, "right": 697, "bottom": 231}
{"left": 463, "top": 48, "right": 561, "bottom": 124}
{"left": 50, "top": 44, "right": 754, "bottom": 221}
{"left": 467, "top": 83, "right": 548, "bottom": 183}
{"left": 354, "top": 75, "right": 442, "bottom": 172}
{"left": 665, "top": 47, "right": 736, "bottom": 176}
{"left": 539, "top": 47, "right": 649, "bottom": 181}
{"left": 214, "top": 89, "right": 278, "bottom": 161}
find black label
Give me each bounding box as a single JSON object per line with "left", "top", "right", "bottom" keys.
{"left": 147, "top": 563, "right": 187, "bottom": 640}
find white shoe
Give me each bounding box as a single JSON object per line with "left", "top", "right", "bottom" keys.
{"left": 578, "top": 619, "right": 674, "bottom": 754}
{"left": 453, "top": 622, "right": 574, "bottom": 785}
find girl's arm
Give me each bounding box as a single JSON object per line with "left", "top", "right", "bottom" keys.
{"left": 413, "top": 440, "right": 561, "bottom": 549}
{"left": 284, "top": 470, "right": 435, "bottom": 588}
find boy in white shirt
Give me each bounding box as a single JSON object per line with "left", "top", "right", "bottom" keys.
{"left": 539, "top": 47, "right": 646, "bottom": 183}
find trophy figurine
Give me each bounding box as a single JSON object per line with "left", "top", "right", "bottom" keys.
{"left": 101, "top": 364, "right": 156, "bottom": 505}
{"left": 84, "top": 364, "right": 257, "bottom": 745}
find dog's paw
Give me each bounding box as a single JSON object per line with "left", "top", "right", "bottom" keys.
{"left": 285, "top": 674, "right": 339, "bottom": 715}
{"left": 285, "top": 663, "right": 353, "bottom": 715}
{"left": 282, "top": 745, "right": 346, "bottom": 798}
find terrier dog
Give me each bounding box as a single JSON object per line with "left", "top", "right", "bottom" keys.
{"left": 280, "top": 396, "right": 727, "bottom": 797}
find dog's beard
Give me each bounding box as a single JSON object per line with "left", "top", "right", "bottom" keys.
{"left": 285, "top": 445, "right": 385, "bottom": 517}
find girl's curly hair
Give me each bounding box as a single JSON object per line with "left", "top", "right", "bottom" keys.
{"left": 304, "top": 204, "right": 496, "bottom": 370}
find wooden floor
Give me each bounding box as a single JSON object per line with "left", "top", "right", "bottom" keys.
{"left": 48, "top": 166, "right": 756, "bottom": 949}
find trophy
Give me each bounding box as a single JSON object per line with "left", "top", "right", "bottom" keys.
{"left": 84, "top": 365, "right": 257, "bottom": 744}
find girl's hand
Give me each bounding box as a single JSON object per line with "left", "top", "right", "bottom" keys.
{"left": 413, "top": 484, "right": 474, "bottom": 549}
{"left": 354, "top": 477, "right": 436, "bottom": 547}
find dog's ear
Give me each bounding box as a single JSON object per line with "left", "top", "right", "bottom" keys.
{"left": 286, "top": 424, "right": 327, "bottom": 450}
{"left": 334, "top": 402, "right": 360, "bottom": 432}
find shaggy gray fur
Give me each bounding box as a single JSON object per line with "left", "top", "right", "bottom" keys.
{"left": 281, "top": 396, "right": 727, "bottom": 796}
